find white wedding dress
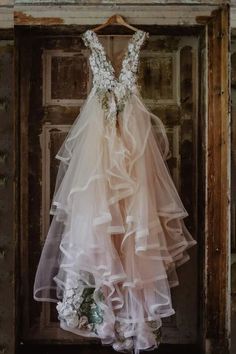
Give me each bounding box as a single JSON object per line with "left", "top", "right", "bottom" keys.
{"left": 33, "top": 29, "right": 197, "bottom": 353}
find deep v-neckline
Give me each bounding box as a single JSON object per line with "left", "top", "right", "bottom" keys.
{"left": 86, "top": 29, "right": 145, "bottom": 82}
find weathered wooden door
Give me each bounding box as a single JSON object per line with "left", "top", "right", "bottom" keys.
{"left": 19, "top": 29, "right": 199, "bottom": 350}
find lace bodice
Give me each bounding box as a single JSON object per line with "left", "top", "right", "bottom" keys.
{"left": 81, "top": 29, "right": 149, "bottom": 123}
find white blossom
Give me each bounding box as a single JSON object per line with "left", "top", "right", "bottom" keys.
{"left": 56, "top": 301, "right": 79, "bottom": 328}
{"left": 56, "top": 272, "right": 104, "bottom": 333}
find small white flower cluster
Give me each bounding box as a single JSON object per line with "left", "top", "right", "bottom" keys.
{"left": 56, "top": 275, "right": 103, "bottom": 332}
{"left": 81, "top": 29, "right": 149, "bottom": 123}
{"left": 56, "top": 278, "right": 88, "bottom": 328}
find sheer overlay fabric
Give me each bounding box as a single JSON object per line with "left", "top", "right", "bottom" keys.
{"left": 33, "top": 29, "right": 197, "bottom": 354}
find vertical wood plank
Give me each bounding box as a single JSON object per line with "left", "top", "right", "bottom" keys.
{"left": 206, "top": 5, "right": 230, "bottom": 353}
{"left": 18, "top": 33, "right": 33, "bottom": 338}
{"left": 0, "top": 38, "right": 15, "bottom": 354}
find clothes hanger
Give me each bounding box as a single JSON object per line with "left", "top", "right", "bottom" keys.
{"left": 90, "top": 14, "right": 140, "bottom": 33}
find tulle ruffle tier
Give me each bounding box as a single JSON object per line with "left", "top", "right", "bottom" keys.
{"left": 33, "top": 88, "right": 197, "bottom": 354}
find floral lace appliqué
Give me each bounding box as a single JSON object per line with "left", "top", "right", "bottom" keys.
{"left": 56, "top": 275, "right": 104, "bottom": 334}
{"left": 56, "top": 273, "right": 162, "bottom": 351}
{"left": 113, "top": 319, "right": 162, "bottom": 351}
{"left": 81, "top": 29, "right": 149, "bottom": 123}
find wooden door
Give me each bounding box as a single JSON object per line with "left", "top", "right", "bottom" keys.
{"left": 18, "top": 29, "right": 199, "bottom": 350}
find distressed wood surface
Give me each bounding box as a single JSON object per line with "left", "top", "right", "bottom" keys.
{"left": 0, "top": 0, "right": 13, "bottom": 5}
{"left": 13, "top": 5, "right": 219, "bottom": 26}
{"left": 197, "top": 23, "right": 208, "bottom": 354}
{"left": 18, "top": 33, "right": 32, "bottom": 339}
{"left": 0, "top": 39, "right": 15, "bottom": 354}
{"left": 231, "top": 39, "right": 236, "bottom": 304}
{"left": 4, "top": 3, "right": 231, "bottom": 354}
{"left": 230, "top": 7, "right": 236, "bottom": 28}
{"left": 230, "top": 36, "right": 236, "bottom": 354}
{"left": 205, "top": 6, "right": 230, "bottom": 354}
{"left": 0, "top": 1, "right": 232, "bottom": 30}
{"left": 13, "top": 0, "right": 229, "bottom": 4}
{"left": 0, "top": 6, "right": 13, "bottom": 29}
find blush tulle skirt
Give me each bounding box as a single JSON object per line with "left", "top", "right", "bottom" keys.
{"left": 33, "top": 87, "right": 197, "bottom": 353}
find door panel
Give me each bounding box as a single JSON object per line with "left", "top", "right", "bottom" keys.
{"left": 19, "top": 32, "right": 198, "bottom": 346}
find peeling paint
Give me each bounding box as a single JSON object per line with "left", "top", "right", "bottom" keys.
{"left": 14, "top": 11, "right": 64, "bottom": 25}
{"left": 12, "top": 5, "right": 220, "bottom": 27}
{"left": 13, "top": 0, "right": 229, "bottom": 3}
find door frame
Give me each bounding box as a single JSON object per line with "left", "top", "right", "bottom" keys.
{"left": 203, "top": 7, "right": 231, "bottom": 354}
{"left": 14, "top": 4, "right": 231, "bottom": 354}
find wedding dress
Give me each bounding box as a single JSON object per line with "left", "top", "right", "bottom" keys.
{"left": 33, "top": 29, "right": 197, "bottom": 353}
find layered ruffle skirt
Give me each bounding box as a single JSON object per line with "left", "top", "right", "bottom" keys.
{"left": 33, "top": 88, "right": 197, "bottom": 353}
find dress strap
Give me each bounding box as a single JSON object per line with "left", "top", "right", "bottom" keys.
{"left": 133, "top": 30, "right": 149, "bottom": 52}
{"left": 81, "top": 30, "right": 103, "bottom": 52}
{"left": 82, "top": 29, "right": 149, "bottom": 54}
{"left": 130, "top": 30, "right": 149, "bottom": 74}
{"left": 118, "top": 30, "right": 149, "bottom": 89}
